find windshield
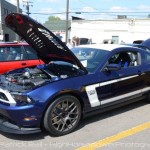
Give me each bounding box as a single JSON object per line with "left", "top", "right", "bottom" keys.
{"left": 72, "top": 47, "right": 109, "bottom": 72}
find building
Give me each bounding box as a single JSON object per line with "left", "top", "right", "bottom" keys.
{"left": 0, "top": 0, "right": 21, "bottom": 41}
{"left": 44, "top": 20, "right": 71, "bottom": 42}
{"left": 71, "top": 17, "right": 150, "bottom": 44}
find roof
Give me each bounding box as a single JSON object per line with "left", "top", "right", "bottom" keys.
{"left": 75, "top": 44, "right": 132, "bottom": 51}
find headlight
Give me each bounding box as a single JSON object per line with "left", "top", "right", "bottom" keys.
{"left": 11, "top": 94, "right": 32, "bottom": 104}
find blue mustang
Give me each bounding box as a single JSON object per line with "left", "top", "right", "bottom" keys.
{"left": 0, "top": 13, "right": 150, "bottom": 136}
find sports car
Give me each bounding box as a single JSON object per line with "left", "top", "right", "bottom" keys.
{"left": 0, "top": 13, "right": 150, "bottom": 136}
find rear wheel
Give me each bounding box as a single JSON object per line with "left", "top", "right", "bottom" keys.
{"left": 44, "top": 95, "right": 81, "bottom": 136}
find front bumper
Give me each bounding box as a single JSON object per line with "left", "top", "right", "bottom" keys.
{"left": 0, "top": 116, "right": 41, "bottom": 134}
{"left": 0, "top": 88, "right": 43, "bottom": 134}
{"left": 0, "top": 103, "right": 44, "bottom": 134}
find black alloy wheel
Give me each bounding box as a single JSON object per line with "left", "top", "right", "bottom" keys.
{"left": 44, "top": 95, "right": 81, "bottom": 136}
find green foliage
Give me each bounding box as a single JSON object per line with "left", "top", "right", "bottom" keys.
{"left": 48, "top": 16, "right": 61, "bottom": 21}
{"left": 44, "top": 16, "right": 61, "bottom": 24}
{"left": 43, "top": 16, "right": 71, "bottom": 31}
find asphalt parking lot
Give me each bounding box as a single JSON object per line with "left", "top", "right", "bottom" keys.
{"left": 0, "top": 100, "right": 150, "bottom": 150}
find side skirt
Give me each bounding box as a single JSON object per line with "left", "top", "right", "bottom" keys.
{"left": 82, "top": 95, "right": 146, "bottom": 119}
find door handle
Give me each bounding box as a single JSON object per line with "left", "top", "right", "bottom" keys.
{"left": 21, "top": 63, "right": 26, "bottom": 66}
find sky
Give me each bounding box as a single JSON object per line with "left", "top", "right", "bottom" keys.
{"left": 6, "top": 0, "right": 150, "bottom": 23}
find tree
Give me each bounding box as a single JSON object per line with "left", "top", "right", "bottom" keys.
{"left": 43, "top": 16, "right": 71, "bottom": 37}
{"left": 148, "top": 14, "right": 150, "bottom": 18}
{"left": 43, "top": 16, "right": 70, "bottom": 31}
{"left": 44, "top": 16, "right": 61, "bottom": 24}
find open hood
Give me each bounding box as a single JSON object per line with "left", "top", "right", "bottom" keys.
{"left": 5, "top": 13, "right": 87, "bottom": 73}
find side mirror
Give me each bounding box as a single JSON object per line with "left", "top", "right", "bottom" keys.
{"left": 105, "top": 63, "right": 121, "bottom": 71}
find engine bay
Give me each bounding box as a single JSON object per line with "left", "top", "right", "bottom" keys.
{"left": 0, "top": 63, "right": 83, "bottom": 92}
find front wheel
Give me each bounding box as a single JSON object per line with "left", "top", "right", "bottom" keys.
{"left": 43, "top": 95, "right": 81, "bottom": 136}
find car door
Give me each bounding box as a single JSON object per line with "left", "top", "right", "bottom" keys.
{"left": 0, "top": 45, "right": 26, "bottom": 74}
{"left": 22, "top": 45, "right": 44, "bottom": 67}
{"left": 97, "top": 50, "right": 145, "bottom": 107}
{"left": 140, "top": 50, "right": 150, "bottom": 94}
{"left": 0, "top": 45, "right": 44, "bottom": 74}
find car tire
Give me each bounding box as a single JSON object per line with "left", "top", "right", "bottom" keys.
{"left": 43, "top": 95, "right": 81, "bottom": 136}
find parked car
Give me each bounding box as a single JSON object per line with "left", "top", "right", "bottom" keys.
{"left": 121, "top": 38, "right": 150, "bottom": 52}
{"left": 122, "top": 43, "right": 150, "bottom": 52}
{"left": 141, "top": 38, "right": 150, "bottom": 49}
{"left": 0, "top": 42, "right": 44, "bottom": 74}
{"left": 0, "top": 13, "right": 150, "bottom": 136}
{"left": 133, "top": 40, "right": 143, "bottom": 44}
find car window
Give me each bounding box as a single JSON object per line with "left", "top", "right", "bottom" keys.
{"left": 108, "top": 51, "right": 140, "bottom": 68}
{"left": 0, "top": 46, "right": 24, "bottom": 61}
{"left": 142, "top": 51, "right": 150, "bottom": 63}
{"left": 24, "top": 46, "right": 38, "bottom": 60}
{"left": 72, "top": 47, "right": 96, "bottom": 60}
{"left": 72, "top": 47, "right": 109, "bottom": 72}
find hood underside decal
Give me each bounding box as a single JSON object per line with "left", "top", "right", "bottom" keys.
{"left": 5, "top": 13, "right": 87, "bottom": 73}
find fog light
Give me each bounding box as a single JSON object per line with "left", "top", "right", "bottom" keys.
{"left": 24, "top": 117, "right": 37, "bottom": 121}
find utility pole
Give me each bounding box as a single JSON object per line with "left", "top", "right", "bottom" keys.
{"left": 23, "top": 0, "right": 33, "bottom": 16}
{"left": 16, "top": 0, "right": 20, "bottom": 41}
{"left": 65, "top": 0, "right": 69, "bottom": 44}
{"left": 17, "top": 0, "right": 20, "bottom": 13}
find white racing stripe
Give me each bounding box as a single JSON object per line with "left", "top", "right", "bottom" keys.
{"left": 101, "top": 89, "right": 142, "bottom": 105}
{"left": 119, "top": 75, "right": 138, "bottom": 81}
{"left": 100, "top": 79, "right": 118, "bottom": 87}
{"left": 102, "top": 86, "right": 150, "bottom": 105}
{"left": 100, "top": 75, "right": 138, "bottom": 87}
{"left": 86, "top": 74, "right": 146, "bottom": 107}
{"left": 85, "top": 83, "right": 100, "bottom": 107}
{"left": 0, "top": 88, "right": 16, "bottom": 106}
{"left": 142, "top": 87, "right": 150, "bottom": 93}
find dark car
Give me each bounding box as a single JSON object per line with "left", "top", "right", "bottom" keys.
{"left": 0, "top": 13, "right": 150, "bottom": 136}
{"left": 0, "top": 42, "right": 44, "bottom": 74}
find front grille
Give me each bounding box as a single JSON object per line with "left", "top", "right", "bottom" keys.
{"left": 0, "top": 92, "right": 8, "bottom": 101}
{"left": 0, "top": 113, "right": 17, "bottom": 127}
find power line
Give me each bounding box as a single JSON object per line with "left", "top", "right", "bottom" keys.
{"left": 30, "top": 11, "right": 150, "bottom": 15}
